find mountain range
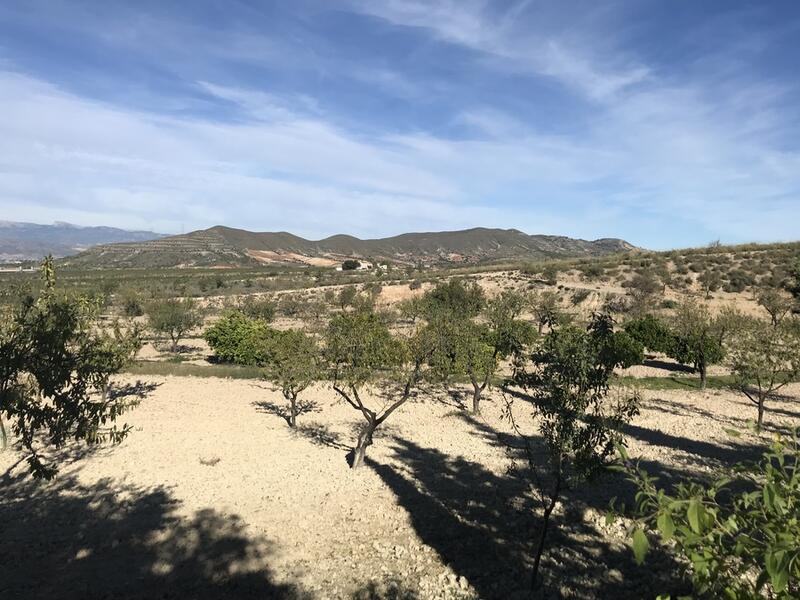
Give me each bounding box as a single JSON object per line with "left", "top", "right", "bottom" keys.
{"left": 0, "top": 221, "right": 163, "bottom": 262}
{"left": 58, "top": 225, "right": 636, "bottom": 269}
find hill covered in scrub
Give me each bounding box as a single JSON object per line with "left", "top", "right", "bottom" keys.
{"left": 60, "top": 225, "right": 636, "bottom": 269}
{"left": 0, "top": 221, "right": 164, "bottom": 262}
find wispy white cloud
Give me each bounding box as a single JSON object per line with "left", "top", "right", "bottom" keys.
{"left": 1, "top": 2, "right": 799, "bottom": 248}
{"left": 347, "top": 0, "right": 650, "bottom": 100}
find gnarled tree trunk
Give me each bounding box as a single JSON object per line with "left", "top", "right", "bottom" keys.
{"left": 352, "top": 419, "right": 377, "bottom": 469}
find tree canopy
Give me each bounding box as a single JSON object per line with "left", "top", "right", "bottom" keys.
{"left": 0, "top": 258, "right": 142, "bottom": 478}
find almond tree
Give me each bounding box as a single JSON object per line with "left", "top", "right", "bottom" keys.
{"left": 505, "top": 314, "right": 641, "bottom": 592}
{"left": 669, "top": 301, "right": 725, "bottom": 389}
{"left": 758, "top": 289, "right": 795, "bottom": 327}
{"left": 263, "top": 329, "right": 320, "bottom": 428}
{"left": 429, "top": 291, "right": 535, "bottom": 414}
{"left": 728, "top": 317, "right": 800, "bottom": 430}
{"left": 0, "top": 257, "right": 142, "bottom": 478}
{"left": 324, "top": 310, "right": 430, "bottom": 468}
{"left": 146, "top": 297, "right": 202, "bottom": 352}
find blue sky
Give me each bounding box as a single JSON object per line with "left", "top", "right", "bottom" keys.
{"left": 1, "top": 0, "right": 799, "bottom": 249}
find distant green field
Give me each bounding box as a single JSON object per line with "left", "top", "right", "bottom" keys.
{"left": 125, "top": 360, "right": 264, "bottom": 380}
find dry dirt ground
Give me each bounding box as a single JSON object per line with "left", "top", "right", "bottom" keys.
{"left": 2, "top": 373, "right": 799, "bottom": 600}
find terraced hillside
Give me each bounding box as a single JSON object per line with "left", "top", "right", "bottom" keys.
{"left": 61, "top": 225, "right": 635, "bottom": 268}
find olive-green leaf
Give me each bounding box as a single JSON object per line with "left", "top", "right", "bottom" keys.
{"left": 765, "top": 550, "right": 789, "bottom": 592}
{"left": 687, "top": 499, "right": 703, "bottom": 534}
{"left": 657, "top": 511, "right": 676, "bottom": 541}
{"left": 632, "top": 528, "right": 649, "bottom": 565}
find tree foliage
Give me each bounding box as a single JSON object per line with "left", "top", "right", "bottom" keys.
{"left": 0, "top": 258, "right": 142, "bottom": 478}
{"left": 425, "top": 288, "right": 534, "bottom": 414}
{"left": 422, "top": 278, "right": 485, "bottom": 321}
{"left": 146, "top": 298, "right": 202, "bottom": 352}
{"left": 203, "top": 310, "right": 276, "bottom": 365}
{"left": 324, "top": 309, "right": 428, "bottom": 468}
{"left": 238, "top": 296, "right": 277, "bottom": 322}
{"left": 337, "top": 286, "right": 358, "bottom": 311}
{"left": 263, "top": 329, "right": 320, "bottom": 427}
{"left": 341, "top": 259, "right": 361, "bottom": 271}
{"left": 617, "top": 431, "right": 800, "bottom": 599}
{"left": 506, "top": 313, "right": 641, "bottom": 590}
{"left": 698, "top": 269, "right": 723, "bottom": 298}
{"left": 624, "top": 314, "right": 674, "bottom": 354}
{"left": 528, "top": 290, "right": 561, "bottom": 334}
{"left": 757, "top": 289, "right": 795, "bottom": 327}
{"left": 668, "top": 301, "right": 726, "bottom": 389}
{"left": 728, "top": 317, "right": 800, "bottom": 430}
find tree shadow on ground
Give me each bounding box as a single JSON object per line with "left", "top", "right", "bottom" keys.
{"left": 292, "top": 422, "right": 350, "bottom": 451}
{"left": 108, "top": 379, "right": 162, "bottom": 401}
{"left": 0, "top": 471, "right": 309, "bottom": 600}
{"left": 254, "top": 399, "right": 321, "bottom": 426}
{"left": 620, "top": 422, "right": 767, "bottom": 469}
{"left": 640, "top": 359, "right": 694, "bottom": 374}
{"left": 368, "top": 436, "right": 689, "bottom": 599}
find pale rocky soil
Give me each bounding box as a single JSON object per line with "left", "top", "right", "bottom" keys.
{"left": 2, "top": 372, "right": 798, "bottom": 599}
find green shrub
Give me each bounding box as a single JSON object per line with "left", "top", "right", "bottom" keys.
{"left": 203, "top": 310, "right": 276, "bottom": 365}
{"left": 660, "top": 299, "right": 678, "bottom": 309}
{"left": 342, "top": 259, "right": 360, "bottom": 271}
{"left": 624, "top": 314, "right": 674, "bottom": 354}
{"left": 423, "top": 279, "right": 485, "bottom": 319}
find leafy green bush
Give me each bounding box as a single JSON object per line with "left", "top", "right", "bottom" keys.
{"left": 580, "top": 264, "right": 604, "bottom": 280}
{"left": 203, "top": 310, "right": 276, "bottom": 365}
{"left": 423, "top": 278, "right": 485, "bottom": 320}
{"left": 617, "top": 431, "right": 800, "bottom": 598}
{"left": 624, "top": 314, "right": 674, "bottom": 354}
